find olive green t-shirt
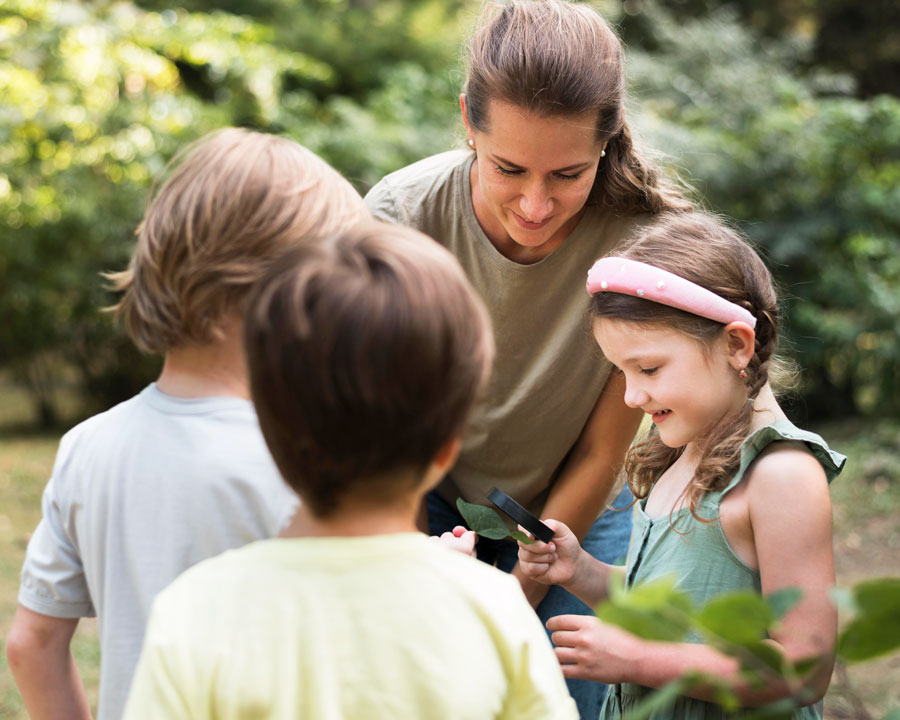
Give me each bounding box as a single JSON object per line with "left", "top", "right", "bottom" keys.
{"left": 365, "top": 150, "right": 645, "bottom": 518}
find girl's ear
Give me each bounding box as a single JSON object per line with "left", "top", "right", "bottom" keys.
{"left": 723, "top": 321, "right": 756, "bottom": 371}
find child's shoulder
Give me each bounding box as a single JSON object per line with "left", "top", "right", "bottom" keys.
{"left": 739, "top": 419, "right": 846, "bottom": 488}
{"left": 57, "top": 389, "right": 148, "bottom": 452}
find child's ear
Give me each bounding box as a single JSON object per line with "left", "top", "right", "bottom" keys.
{"left": 723, "top": 321, "right": 756, "bottom": 370}
{"left": 434, "top": 436, "right": 462, "bottom": 472}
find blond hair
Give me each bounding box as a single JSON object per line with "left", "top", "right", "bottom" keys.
{"left": 107, "top": 127, "right": 368, "bottom": 354}
{"left": 463, "top": 0, "right": 691, "bottom": 214}
{"left": 589, "top": 212, "right": 796, "bottom": 518}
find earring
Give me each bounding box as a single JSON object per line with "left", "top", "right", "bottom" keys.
{"left": 738, "top": 367, "right": 748, "bottom": 379}
{"left": 467, "top": 138, "right": 475, "bottom": 149}
{"left": 600, "top": 149, "right": 606, "bottom": 158}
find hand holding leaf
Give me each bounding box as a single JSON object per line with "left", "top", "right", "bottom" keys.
{"left": 455, "top": 497, "right": 534, "bottom": 544}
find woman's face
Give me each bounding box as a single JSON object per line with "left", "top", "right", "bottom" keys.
{"left": 463, "top": 96, "right": 604, "bottom": 264}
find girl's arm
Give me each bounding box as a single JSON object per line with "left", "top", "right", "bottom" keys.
{"left": 518, "top": 519, "right": 625, "bottom": 607}
{"left": 548, "top": 446, "right": 836, "bottom": 707}
{"left": 511, "top": 371, "right": 643, "bottom": 606}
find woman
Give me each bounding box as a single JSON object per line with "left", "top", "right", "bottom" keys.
{"left": 365, "top": 1, "right": 690, "bottom": 716}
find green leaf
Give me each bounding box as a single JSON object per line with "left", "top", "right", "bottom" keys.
{"left": 455, "top": 498, "right": 512, "bottom": 541}
{"left": 737, "top": 697, "right": 801, "bottom": 720}
{"left": 829, "top": 586, "right": 857, "bottom": 613}
{"left": 838, "top": 578, "right": 900, "bottom": 662}
{"left": 791, "top": 656, "right": 821, "bottom": 677}
{"left": 596, "top": 576, "right": 693, "bottom": 642}
{"left": 881, "top": 710, "right": 900, "bottom": 720}
{"left": 509, "top": 529, "right": 535, "bottom": 545}
{"left": 738, "top": 641, "right": 787, "bottom": 676}
{"left": 619, "top": 677, "right": 693, "bottom": 720}
{"left": 695, "top": 591, "right": 773, "bottom": 645}
{"left": 766, "top": 587, "right": 804, "bottom": 620}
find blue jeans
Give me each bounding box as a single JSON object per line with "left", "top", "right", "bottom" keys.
{"left": 427, "top": 485, "right": 634, "bottom": 720}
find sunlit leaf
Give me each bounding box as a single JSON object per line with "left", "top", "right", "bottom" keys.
{"left": 737, "top": 641, "right": 786, "bottom": 675}
{"left": 455, "top": 498, "right": 511, "bottom": 541}
{"left": 838, "top": 578, "right": 900, "bottom": 662}
{"left": 597, "top": 576, "right": 692, "bottom": 642}
{"left": 508, "top": 529, "right": 535, "bottom": 545}
{"left": 695, "top": 591, "right": 773, "bottom": 645}
{"left": 619, "top": 677, "right": 693, "bottom": 720}
{"left": 766, "top": 587, "right": 803, "bottom": 621}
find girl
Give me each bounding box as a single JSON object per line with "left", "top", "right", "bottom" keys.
{"left": 518, "top": 212, "right": 845, "bottom": 719}
{"left": 365, "top": 3, "right": 690, "bottom": 714}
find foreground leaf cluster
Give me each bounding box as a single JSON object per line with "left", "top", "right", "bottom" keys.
{"left": 600, "top": 576, "right": 900, "bottom": 719}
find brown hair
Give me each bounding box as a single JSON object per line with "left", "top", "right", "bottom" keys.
{"left": 589, "top": 212, "right": 794, "bottom": 518}
{"left": 245, "top": 222, "right": 495, "bottom": 517}
{"left": 463, "top": 0, "right": 691, "bottom": 214}
{"left": 107, "top": 127, "right": 367, "bottom": 354}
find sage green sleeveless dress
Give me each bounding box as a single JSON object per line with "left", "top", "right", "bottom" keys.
{"left": 599, "top": 420, "right": 846, "bottom": 720}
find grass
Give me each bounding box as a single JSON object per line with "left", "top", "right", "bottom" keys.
{"left": 0, "top": 399, "right": 897, "bottom": 718}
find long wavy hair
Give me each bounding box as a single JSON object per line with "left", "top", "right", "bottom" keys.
{"left": 463, "top": 0, "right": 691, "bottom": 214}
{"left": 590, "top": 212, "right": 796, "bottom": 518}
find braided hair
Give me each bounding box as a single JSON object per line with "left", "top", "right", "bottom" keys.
{"left": 589, "top": 212, "right": 794, "bottom": 519}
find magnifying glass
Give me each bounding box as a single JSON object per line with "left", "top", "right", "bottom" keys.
{"left": 487, "top": 487, "right": 555, "bottom": 544}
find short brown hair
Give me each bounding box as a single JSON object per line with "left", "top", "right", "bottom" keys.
{"left": 108, "top": 127, "right": 367, "bottom": 353}
{"left": 463, "top": 0, "right": 691, "bottom": 214}
{"left": 245, "top": 222, "right": 495, "bottom": 517}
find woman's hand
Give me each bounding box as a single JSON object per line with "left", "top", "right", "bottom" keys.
{"left": 516, "top": 519, "right": 583, "bottom": 588}
{"left": 546, "top": 614, "right": 645, "bottom": 683}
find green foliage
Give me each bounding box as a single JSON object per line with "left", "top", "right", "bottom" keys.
{"left": 0, "top": 0, "right": 464, "bottom": 418}
{"left": 2, "top": 0, "right": 898, "bottom": 423}
{"left": 455, "top": 497, "right": 534, "bottom": 544}
{"left": 601, "top": 576, "right": 900, "bottom": 719}
{"left": 598, "top": 574, "right": 693, "bottom": 642}
{"left": 837, "top": 578, "right": 900, "bottom": 663}
{"left": 625, "top": 2, "right": 900, "bottom": 419}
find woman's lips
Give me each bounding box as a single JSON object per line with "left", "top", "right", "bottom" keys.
{"left": 651, "top": 410, "right": 671, "bottom": 424}
{"left": 511, "top": 211, "right": 552, "bottom": 230}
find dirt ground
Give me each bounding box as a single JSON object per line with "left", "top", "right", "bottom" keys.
{"left": 825, "top": 433, "right": 900, "bottom": 720}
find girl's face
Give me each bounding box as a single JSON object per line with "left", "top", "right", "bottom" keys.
{"left": 463, "top": 97, "right": 604, "bottom": 264}
{"left": 593, "top": 318, "right": 748, "bottom": 450}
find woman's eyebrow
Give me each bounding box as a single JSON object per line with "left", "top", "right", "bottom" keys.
{"left": 490, "top": 153, "right": 593, "bottom": 173}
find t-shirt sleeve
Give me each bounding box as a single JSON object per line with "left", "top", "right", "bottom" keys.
{"left": 500, "top": 601, "right": 580, "bottom": 720}
{"left": 18, "top": 470, "right": 94, "bottom": 618}
{"left": 122, "top": 601, "right": 196, "bottom": 720}
{"left": 364, "top": 178, "right": 407, "bottom": 225}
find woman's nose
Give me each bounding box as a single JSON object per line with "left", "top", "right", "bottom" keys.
{"left": 519, "top": 182, "right": 552, "bottom": 221}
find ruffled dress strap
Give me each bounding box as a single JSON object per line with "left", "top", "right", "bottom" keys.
{"left": 718, "top": 418, "right": 847, "bottom": 500}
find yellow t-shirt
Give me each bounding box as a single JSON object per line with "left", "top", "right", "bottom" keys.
{"left": 124, "top": 533, "right": 578, "bottom": 720}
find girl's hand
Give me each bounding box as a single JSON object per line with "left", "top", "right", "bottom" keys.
{"left": 432, "top": 525, "right": 477, "bottom": 557}
{"left": 546, "top": 614, "right": 644, "bottom": 683}
{"left": 516, "top": 519, "right": 582, "bottom": 587}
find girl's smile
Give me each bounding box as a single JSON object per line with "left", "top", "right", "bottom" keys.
{"left": 593, "top": 318, "right": 748, "bottom": 450}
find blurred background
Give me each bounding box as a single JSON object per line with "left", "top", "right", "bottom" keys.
{"left": 1, "top": 0, "right": 898, "bottom": 717}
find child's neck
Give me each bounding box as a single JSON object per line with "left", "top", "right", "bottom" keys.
{"left": 280, "top": 491, "right": 423, "bottom": 539}
{"left": 156, "top": 315, "right": 249, "bottom": 400}
{"left": 646, "top": 384, "right": 788, "bottom": 518}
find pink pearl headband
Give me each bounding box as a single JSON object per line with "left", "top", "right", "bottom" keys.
{"left": 586, "top": 257, "right": 757, "bottom": 329}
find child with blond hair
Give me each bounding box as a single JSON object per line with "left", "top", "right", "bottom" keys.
{"left": 6, "top": 128, "right": 368, "bottom": 720}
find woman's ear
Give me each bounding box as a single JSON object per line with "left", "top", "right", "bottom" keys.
{"left": 723, "top": 321, "right": 756, "bottom": 370}
{"left": 459, "top": 93, "right": 472, "bottom": 135}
